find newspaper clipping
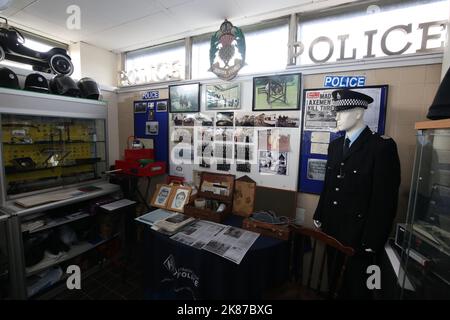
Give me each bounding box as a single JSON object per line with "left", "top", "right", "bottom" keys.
{"left": 170, "top": 222, "right": 259, "bottom": 264}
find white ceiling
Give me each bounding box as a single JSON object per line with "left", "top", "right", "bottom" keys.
{"left": 1, "top": 0, "right": 360, "bottom": 52}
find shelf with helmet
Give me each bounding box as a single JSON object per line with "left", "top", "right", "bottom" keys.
{"left": 0, "top": 66, "right": 103, "bottom": 101}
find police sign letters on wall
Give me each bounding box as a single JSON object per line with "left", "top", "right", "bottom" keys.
{"left": 209, "top": 20, "right": 246, "bottom": 81}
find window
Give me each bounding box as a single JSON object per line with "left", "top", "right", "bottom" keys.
{"left": 191, "top": 19, "right": 289, "bottom": 80}
{"left": 125, "top": 40, "right": 185, "bottom": 85}
{"left": 296, "top": 0, "right": 449, "bottom": 66}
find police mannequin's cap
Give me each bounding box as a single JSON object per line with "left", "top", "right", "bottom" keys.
{"left": 427, "top": 67, "right": 450, "bottom": 120}
{"left": 332, "top": 89, "right": 374, "bottom": 112}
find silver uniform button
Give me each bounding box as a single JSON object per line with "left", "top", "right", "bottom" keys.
{"left": 335, "top": 187, "right": 340, "bottom": 191}
{"left": 357, "top": 214, "right": 363, "bottom": 218}
{"left": 353, "top": 170, "right": 357, "bottom": 173}
{"left": 333, "top": 201, "right": 338, "bottom": 205}
{"left": 337, "top": 175, "right": 341, "bottom": 178}
{"left": 341, "top": 162, "right": 344, "bottom": 166}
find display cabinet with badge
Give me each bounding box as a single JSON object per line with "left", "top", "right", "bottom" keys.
{"left": 396, "top": 119, "right": 450, "bottom": 299}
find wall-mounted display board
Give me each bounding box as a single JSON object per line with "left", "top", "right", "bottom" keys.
{"left": 134, "top": 99, "right": 169, "bottom": 166}
{"left": 168, "top": 75, "right": 303, "bottom": 191}
{"left": 299, "top": 85, "right": 389, "bottom": 194}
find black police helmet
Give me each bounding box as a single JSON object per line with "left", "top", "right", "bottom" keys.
{"left": 0, "top": 67, "right": 20, "bottom": 89}
{"left": 50, "top": 74, "right": 80, "bottom": 97}
{"left": 78, "top": 77, "right": 101, "bottom": 100}
{"left": 24, "top": 73, "right": 49, "bottom": 94}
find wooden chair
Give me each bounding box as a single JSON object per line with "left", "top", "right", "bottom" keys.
{"left": 266, "top": 226, "right": 354, "bottom": 300}
{"left": 292, "top": 226, "right": 355, "bottom": 299}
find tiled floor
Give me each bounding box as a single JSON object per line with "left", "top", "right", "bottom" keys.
{"left": 55, "top": 259, "right": 144, "bottom": 300}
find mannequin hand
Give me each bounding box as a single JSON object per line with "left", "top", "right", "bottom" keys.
{"left": 313, "top": 220, "right": 322, "bottom": 229}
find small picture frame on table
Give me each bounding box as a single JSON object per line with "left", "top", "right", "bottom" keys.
{"left": 151, "top": 184, "right": 173, "bottom": 209}
{"left": 168, "top": 186, "right": 192, "bottom": 213}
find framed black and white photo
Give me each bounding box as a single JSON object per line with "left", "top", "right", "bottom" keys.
{"left": 169, "top": 83, "right": 200, "bottom": 113}
{"left": 206, "top": 83, "right": 241, "bottom": 110}
{"left": 151, "top": 184, "right": 173, "bottom": 209}
{"left": 168, "top": 186, "right": 192, "bottom": 212}
{"left": 145, "top": 121, "right": 159, "bottom": 135}
{"left": 134, "top": 101, "right": 147, "bottom": 113}
{"left": 253, "top": 73, "right": 301, "bottom": 111}
{"left": 156, "top": 100, "right": 168, "bottom": 112}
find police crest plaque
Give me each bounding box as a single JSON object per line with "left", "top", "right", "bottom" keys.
{"left": 209, "top": 20, "right": 246, "bottom": 81}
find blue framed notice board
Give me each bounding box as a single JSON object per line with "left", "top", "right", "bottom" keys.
{"left": 133, "top": 99, "right": 169, "bottom": 167}
{"left": 298, "top": 85, "right": 389, "bottom": 194}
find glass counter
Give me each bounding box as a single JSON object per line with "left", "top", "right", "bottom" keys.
{"left": 399, "top": 120, "right": 450, "bottom": 299}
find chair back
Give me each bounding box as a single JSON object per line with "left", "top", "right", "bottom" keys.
{"left": 292, "top": 226, "right": 355, "bottom": 299}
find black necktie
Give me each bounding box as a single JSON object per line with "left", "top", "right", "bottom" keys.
{"left": 343, "top": 138, "right": 351, "bottom": 156}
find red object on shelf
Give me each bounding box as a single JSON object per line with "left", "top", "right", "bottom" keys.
{"left": 115, "top": 148, "right": 166, "bottom": 177}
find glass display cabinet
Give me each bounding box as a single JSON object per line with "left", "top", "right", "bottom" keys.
{"left": 398, "top": 119, "right": 450, "bottom": 299}
{"left": 0, "top": 87, "right": 121, "bottom": 299}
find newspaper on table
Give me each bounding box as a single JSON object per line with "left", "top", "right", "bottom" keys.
{"left": 170, "top": 221, "right": 260, "bottom": 264}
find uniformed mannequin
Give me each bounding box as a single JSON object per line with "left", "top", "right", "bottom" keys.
{"left": 313, "top": 89, "right": 401, "bottom": 299}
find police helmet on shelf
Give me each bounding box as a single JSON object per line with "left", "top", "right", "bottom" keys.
{"left": 0, "top": 67, "right": 20, "bottom": 89}
{"left": 49, "top": 74, "right": 80, "bottom": 97}
{"left": 24, "top": 73, "right": 49, "bottom": 93}
{"left": 77, "top": 77, "right": 101, "bottom": 100}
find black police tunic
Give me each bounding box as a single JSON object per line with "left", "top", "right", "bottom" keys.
{"left": 314, "top": 126, "right": 401, "bottom": 253}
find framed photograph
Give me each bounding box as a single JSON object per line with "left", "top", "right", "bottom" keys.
{"left": 151, "top": 184, "right": 173, "bottom": 209}
{"left": 169, "top": 83, "right": 200, "bottom": 113}
{"left": 134, "top": 101, "right": 147, "bottom": 113}
{"left": 168, "top": 186, "right": 192, "bottom": 212}
{"left": 206, "top": 83, "right": 241, "bottom": 110}
{"left": 156, "top": 100, "right": 168, "bottom": 112}
{"left": 146, "top": 121, "right": 159, "bottom": 135}
{"left": 253, "top": 73, "right": 301, "bottom": 111}
{"left": 215, "top": 112, "right": 234, "bottom": 127}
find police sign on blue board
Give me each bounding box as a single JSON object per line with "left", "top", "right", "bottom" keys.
{"left": 323, "top": 76, "right": 366, "bottom": 88}
{"left": 142, "top": 90, "right": 160, "bottom": 100}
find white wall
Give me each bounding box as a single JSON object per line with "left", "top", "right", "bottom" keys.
{"left": 69, "top": 42, "right": 119, "bottom": 87}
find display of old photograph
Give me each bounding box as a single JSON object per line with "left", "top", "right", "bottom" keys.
{"left": 235, "top": 113, "right": 255, "bottom": 127}
{"left": 206, "top": 83, "right": 241, "bottom": 110}
{"left": 168, "top": 188, "right": 191, "bottom": 212}
{"left": 235, "top": 144, "right": 254, "bottom": 161}
{"left": 173, "top": 146, "right": 194, "bottom": 162}
{"left": 171, "top": 113, "right": 184, "bottom": 126}
{"left": 156, "top": 100, "right": 168, "bottom": 112}
{"left": 259, "top": 151, "right": 288, "bottom": 175}
{"left": 236, "top": 162, "right": 251, "bottom": 173}
{"left": 215, "top": 112, "right": 234, "bottom": 127}
{"left": 196, "top": 143, "right": 214, "bottom": 158}
{"left": 276, "top": 112, "right": 300, "bottom": 127}
{"left": 234, "top": 128, "right": 255, "bottom": 143}
{"left": 258, "top": 129, "right": 290, "bottom": 152}
{"left": 145, "top": 121, "right": 159, "bottom": 135}
{"left": 134, "top": 101, "right": 147, "bottom": 113}
{"left": 217, "top": 163, "right": 231, "bottom": 171}
{"left": 195, "top": 113, "right": 215, "bottom": 126}
{"left": 199, "top": 157, "right": 212, "bottom": 168}
{"left": 197, "top": 127, "right": 214, "bottom": 142}
{"left": 307, "top": 158, "right": 327, "bottom": 181}
{"left": 254, "top": 113, "right": 277, "bottom": 127}
{"left": 169, "top": 83, "right": 200, "bottom": 113}
{"left": 214, "top": 143, "right": 233, "bottom": 160}
{"left": 215, "top": 128, "right": 234, "bottom": 143}
{"left": 223, "top": 227, "right": 244, "bottom": 239}
{"left": 153, "top": 185, "right": 172, "bottom": 207}
{"left": 253, "top": 73, "right": 301, "bottom": 111}
{"left": 172, "top": 128, "right": 193, "bottom": 143}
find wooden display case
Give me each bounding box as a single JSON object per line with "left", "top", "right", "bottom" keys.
{"left": 184, "top": 172, "right": 235, "bottom": 223}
